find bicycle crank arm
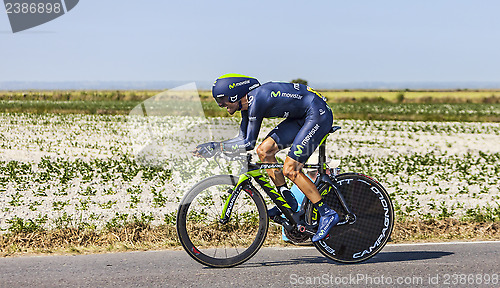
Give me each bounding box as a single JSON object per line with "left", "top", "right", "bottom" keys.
{"left": 296, "top": 224, "right": 316, "bottom": 236}
{"left": 270, "top": 215, "right": 295, "bottom": 232}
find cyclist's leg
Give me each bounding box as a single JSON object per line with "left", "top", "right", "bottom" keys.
{"left": 284, "top": 99, "right": 334, "bottom": 196}
{"left": 283, "top": 102, "right": 338, "bottom": 241}
{"left": 257, "top": 118, "right": 303, "bottom": 216}
{"left": 283, "top": 157, "right": 320, "bottom": 202}
{"left": 256, "top": 137, "right": 285, "bottom": 187}
{"left": 257, "top": 117, "right": 303, "bottom": 186}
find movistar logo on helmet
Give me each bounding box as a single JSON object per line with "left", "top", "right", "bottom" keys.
{"left": 271, "top": 91, "right": 281, "bottom": 97}
{"left": 249, "top": 84, "right": 260, "bottom": 90}
{"left": 229, "top": 80, "right": 251, "bottom": 89}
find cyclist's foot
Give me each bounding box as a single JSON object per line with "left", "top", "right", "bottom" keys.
{"left": 267, "top": 206, "right": 281, "bottom": 218}
{"left": 312, "top": 210, "right": 340, "bottom": 242}
{"left": 281, "top": 188, "right": 298, "bottom": 212}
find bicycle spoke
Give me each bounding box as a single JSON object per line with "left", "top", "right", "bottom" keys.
{"left": 177, "top": 175, "right": 268, "bottom": 267}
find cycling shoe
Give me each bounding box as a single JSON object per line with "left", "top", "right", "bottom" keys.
{"left": 312, "top": 211, "right": 339, "bottom": 242}
{"left": 267, "top": 206, "right": 281, "bottom": 218}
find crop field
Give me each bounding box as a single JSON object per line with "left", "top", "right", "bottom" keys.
{"left": 0, "top": 88, "right": 499, "bottom": 254}
{"left": 0, "top": 112, "right": 498, "bottom": 236}
{"left": 1, "top": 90, "right": 500, "bottom": 122}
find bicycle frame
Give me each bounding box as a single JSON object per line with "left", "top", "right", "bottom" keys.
{"left": 219, "top": 126, "right": 355, "bottom": 234}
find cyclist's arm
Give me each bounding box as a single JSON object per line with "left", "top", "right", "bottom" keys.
{"left": 221, "top": 111, "right": 246, "bottom": 151}
{"left": 221, "top": 110, "right": 262, "bottom": 153}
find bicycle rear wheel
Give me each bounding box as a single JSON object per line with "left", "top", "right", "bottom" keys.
{"left": 176, "top": 175, "right": 268, "bottom": 268}
{"left": 311, "top": 173, "right": 394, "bottom": 263}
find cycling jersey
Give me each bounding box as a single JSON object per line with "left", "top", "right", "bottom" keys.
{"left": 221, "top": 82, "right": 333, "bottom": 163}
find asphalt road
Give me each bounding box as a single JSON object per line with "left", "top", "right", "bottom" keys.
{"left": 0, "top": 241, "right": 498, "bottom": 288}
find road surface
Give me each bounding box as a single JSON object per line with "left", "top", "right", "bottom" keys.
{"left": 0, "top": 241, "right": 498, "bottom": 287}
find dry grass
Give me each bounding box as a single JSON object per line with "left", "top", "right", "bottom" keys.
{"left": 392, "top": 219, "right": 500, "bottom": 243}
{"left": 0, "top": 224, "right": 179, "bottom": 257}
{"left": 0, "top": 220, "right": 498, "bottom": 257}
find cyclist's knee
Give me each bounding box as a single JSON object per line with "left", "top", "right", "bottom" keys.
{"left": 283, "top": 164, "right": 300, "bottom": 181}
{"left": 257, "top": 139, "right": 278, "bottom": 161}
{"left": 256, "top": 145, "right": 269, "bottom": 161}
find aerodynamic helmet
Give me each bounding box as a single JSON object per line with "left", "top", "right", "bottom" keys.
{"left": 212, "top": 74, "right": 260, "bottom": 105}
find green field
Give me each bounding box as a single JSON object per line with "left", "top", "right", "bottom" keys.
{"left": 1, "top": 89, "right": 499, "bottom": 122}
{"left": 0, "top": 91, "right": 499, "bottom": 255}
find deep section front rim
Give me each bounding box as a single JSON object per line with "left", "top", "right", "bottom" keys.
{"left": 176, "top": 175, "right": 268, "bottom": 268}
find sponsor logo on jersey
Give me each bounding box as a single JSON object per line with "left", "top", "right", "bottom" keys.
{"left": 283, "top": 111, "right": 290, "bottom": 118}
{"left": 301, "top": 124, "right": 320, "bottom": 146}
{"left": 249, "top": 116, "right": 257, "bottom": 121}
{"left": 229, "top": 80, "right": 250, "bottom": 89}
{"left": 270, "top": 90, "right": 303, "bottom": 99}
{"left": 293, "top": 145, "right": 304, "bottom": 157}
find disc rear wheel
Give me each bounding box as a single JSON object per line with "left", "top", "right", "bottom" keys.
{"left": 311, "top": 173, "right": 394, "bottom": 263}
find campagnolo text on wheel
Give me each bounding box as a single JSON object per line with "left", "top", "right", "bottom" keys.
{"left": 176, "top": 74, "right": 394, "bottom": 268}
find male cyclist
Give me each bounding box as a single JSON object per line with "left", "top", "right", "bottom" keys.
{"left": 194, "top": 74, "right": 339, "bottom": 242}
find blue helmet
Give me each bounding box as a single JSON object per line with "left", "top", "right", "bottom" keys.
{"left": 212, "top": 74, "right": 260, "bottom": 105}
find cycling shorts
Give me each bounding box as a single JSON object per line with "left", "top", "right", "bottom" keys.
{"left": 266, "top": 98, "right": 333, "bottom": 163}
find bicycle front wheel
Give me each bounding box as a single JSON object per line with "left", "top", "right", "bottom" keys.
{"left": 312, "top": 173, "right": 394, "bottom": 263}
{"left": 176, "top": 175, "right": 268, "bottom": 268}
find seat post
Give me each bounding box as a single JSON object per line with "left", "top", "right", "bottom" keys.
{"left": 318, "top": 142, "right": 326, "bottom": 174}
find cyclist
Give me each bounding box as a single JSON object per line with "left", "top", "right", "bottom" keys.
{"left": 194, "top": 74, "right": 339, "bottom": 242}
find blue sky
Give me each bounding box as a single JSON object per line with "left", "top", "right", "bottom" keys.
{"left": 1, "top": 0, "right": 499, "bottom": 87}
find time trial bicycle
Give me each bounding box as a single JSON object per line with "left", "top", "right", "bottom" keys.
{"left": 176, "top": 126, "right": 394, "bottom": 268}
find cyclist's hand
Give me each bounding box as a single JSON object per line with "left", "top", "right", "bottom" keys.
{"left": 193, "top": 142, "right": 220, "bottom": 158}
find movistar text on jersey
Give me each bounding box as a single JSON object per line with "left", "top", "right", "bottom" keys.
{"left": 271, "top": 91, "right": 303, "bottom": 99}
{"left": 301, "top": 124, "right": 320, "bottom": 146}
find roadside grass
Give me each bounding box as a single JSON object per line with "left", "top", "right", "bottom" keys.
{"left": 1, "top": 219, "right": 498, "bottom": 257}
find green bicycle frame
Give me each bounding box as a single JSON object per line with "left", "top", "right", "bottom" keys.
{"left": 220, "top": 166, "right": 297, "bottom": 225}
{"left": 219, "top": 126, "right": 347, "bottom": 229}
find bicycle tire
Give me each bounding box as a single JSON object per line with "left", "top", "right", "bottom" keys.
{"left": 311, "top": 173, "right": 394, "bottom": 263}
{"left": 176, "top": 175, "right": 268, "bottom": 268}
